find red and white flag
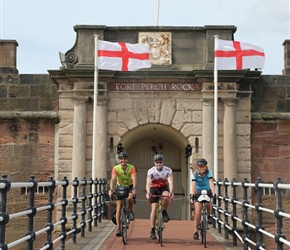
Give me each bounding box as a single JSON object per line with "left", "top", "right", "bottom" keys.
{"left": 97, "top": 40, "right": 151, "bottom": 71}
{"left": 214, "top": 38, "right": 265, "bottom": 70}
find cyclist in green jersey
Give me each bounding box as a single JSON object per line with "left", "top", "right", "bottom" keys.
{"left": 109, "top": 152, "right": 137, "bottom": 237}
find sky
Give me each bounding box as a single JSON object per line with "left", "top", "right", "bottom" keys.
{"left": 0, "top": 0, "right": 289, "bottom": 75}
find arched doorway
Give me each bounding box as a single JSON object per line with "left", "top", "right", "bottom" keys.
{"left": 119, "top": 124, "right": 191, "bottom": 220}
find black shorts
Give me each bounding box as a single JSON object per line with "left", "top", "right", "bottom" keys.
{"left": 150, "top": 186, "right": 169, "bottom": 204}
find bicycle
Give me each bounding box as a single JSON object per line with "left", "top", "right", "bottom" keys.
{"left": 113, "top": 186, "right": 131, "bottom": 245}
{"left": 195, "top": 189, "right": 212, "bottom": 248}
{"left": 148, "top": 194, "right": 173, "bottom": 246}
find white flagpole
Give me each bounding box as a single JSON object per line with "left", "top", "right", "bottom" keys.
{"left": 92, "top": 35, "right": 99, "bottom": 180}
{"left": 213, "top": 35, "right": 219, "bottom": 182}
{"left": 156, "top": 0, "right": 160, "bottom": 26}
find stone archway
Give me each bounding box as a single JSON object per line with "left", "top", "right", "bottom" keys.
{"left": 118, "top": 124, "right": 191, "bottom": 220}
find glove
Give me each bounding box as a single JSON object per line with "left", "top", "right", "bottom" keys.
{"left": 191, "top": 194, "right": 195, "bottom": 202}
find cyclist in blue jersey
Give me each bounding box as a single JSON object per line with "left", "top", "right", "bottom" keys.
{"left": 191, "top": 158, "right": 215, "bottom": 240}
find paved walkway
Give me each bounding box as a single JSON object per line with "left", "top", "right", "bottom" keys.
{"left": 60, "top": 219, "right": 244, "bottom": 250}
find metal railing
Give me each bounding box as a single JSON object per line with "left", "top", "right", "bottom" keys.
{"left": 212, "top": 177, "right": 290, "bottom": 250}
{"left": 0, "top": 174, "right": 107, "bottom": 250}
{"left": 1, "top": 174, "right": 290, "bottom": 249}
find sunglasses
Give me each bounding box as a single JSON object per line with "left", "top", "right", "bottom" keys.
{"left": 155, "top": 161, "right": 163, "bottom": 164}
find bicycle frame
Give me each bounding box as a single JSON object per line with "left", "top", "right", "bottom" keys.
{"left": 196, "top": 190, "right": 211, "bottom": 248}
{"left": 148, "top": 194, "right": 172, "bottom": 246}
{"left": 112, "top": 190, "right": 131, "bottom": 245}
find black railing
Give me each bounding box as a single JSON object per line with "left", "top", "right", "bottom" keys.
{"left": 212, "top": 177, "right": 290, "bottom": 250}
{"left": 1, "top": 174, "right": 290, "bottom": 249}
{"left": 0, "top": 174, "right": 107, "bottom": 250}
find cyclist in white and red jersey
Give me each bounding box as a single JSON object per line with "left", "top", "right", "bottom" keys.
{"left": 146, "top": 154, "right": 174, "bottom": 240}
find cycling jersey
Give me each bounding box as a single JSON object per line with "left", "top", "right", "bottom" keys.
{"left": 112, "top": 163, "right": 136, "bottom": 186}
{"left": 192, "top": 169, "right": 213, "bottom": 191}
{"left": 147, "top": 166, "right": 173, "bottom": 188}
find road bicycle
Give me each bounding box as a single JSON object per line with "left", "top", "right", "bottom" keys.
{"left": 148, "top": 194, "right": 173, "bottom": 246}
{"left": 196, "top": 190, "right": 212, "bottom": 248}
{"left": 113, "top": 186, "right": 131, "bottom": 245}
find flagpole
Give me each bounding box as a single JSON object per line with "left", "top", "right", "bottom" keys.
{"left": 92, "top": 35, "right": 99, "bottom": 181}
{"left": 213, "top": 35, "right": 219, "bottom": 183}
{"left": 156, "top": 0, "right": 160, "bottom": 26}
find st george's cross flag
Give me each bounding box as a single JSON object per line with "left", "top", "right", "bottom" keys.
{"left": 97, "top": 40, "right": 151, "bottom": 71}
{"left": 214, "top": 38, "right": 265, "bottom": 70}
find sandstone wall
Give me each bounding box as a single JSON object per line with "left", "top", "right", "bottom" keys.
{"left": 251, "top": 75, "right": 290, "bottom": 183}
{"left": 0, "top": 73, "right": 59, "bottom": 247}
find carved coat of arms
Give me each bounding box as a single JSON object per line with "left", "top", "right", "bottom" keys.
{"left": 139, "top": 32, "right": 172, "bottom": 65}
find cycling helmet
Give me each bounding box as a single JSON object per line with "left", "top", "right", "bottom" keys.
{"left": 153, "top": 154, "right": 164, "bottom": 162}
{"left": 196, "top": 158, "right": 207, "bottom": 166}
{"left": 118, "top": 152, "right": 128, "bottom": 159}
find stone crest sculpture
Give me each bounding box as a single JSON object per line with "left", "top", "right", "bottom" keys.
{"left": 139, "top": 32, "right": 172, "bottom": 65}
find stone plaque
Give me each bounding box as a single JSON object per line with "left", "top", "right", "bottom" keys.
{"left": 139, "top": 32, "right": 172, "bottom": 65}
{"left": 108, "top": 82, "right": 200, "bottom": 91}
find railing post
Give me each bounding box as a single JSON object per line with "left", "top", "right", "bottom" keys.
{"left": 43, "top": 176, "right": 56, "bottom": 250}
{"left": 98, "top": 178, "right": 102, "bottom": 222}
{"left": 72, "top": 177, "right": 79, "bottom": 244}
{"left": 274, "top": 177, "right": 285, "bottom": 250}
{"left": 0, "top": 174, "right": 11, "bottom": 250}
{"left": 212, "top": 180, "right": 217, "bottom": 229}
{"left": 26, "top": 176, "right": 37, "bottom": 250}
{"left": 101, "top": 178, "right": 107, "bottom": 220}
{"left": 217, "top": 179, "right": 222, "bottom": 234}
{"left": 254, "top": 177, "right": 265, "bottom": 250}
{"left": 60, "top": 176, "right": 69, "bottom": 250}
{"left": 231, "top": 178, "right": 237, "bottom": 246}
{"left": 87, "top": 178, "right": 93, "bottom": 232}
{"left": 93, "top": 178, "right": 99, "bottom": 227}
{"left": 223, "top": 178, "right": 229, "bottom": 240}
{"left": 81, "top": 178, "right": 87, "bottom": 237}
{"left": 241, "top": 177, "right": 249, "bottom": 250}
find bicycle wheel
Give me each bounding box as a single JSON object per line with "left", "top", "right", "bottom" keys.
{"left": 121, "top": 206, "right": 128, "bottom": 244}
{"left": 202, "top": 210, "right": 207, "bottom": 248}
{"left": 199, "top": 214, "right": 204, "bottom": 243}
{"left": 156, "top": 210, "right": 163, "bottom": 246}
